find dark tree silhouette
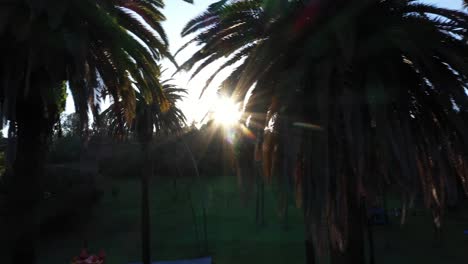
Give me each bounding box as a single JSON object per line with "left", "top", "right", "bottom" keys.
{"left": 0, "top": 1, "right": 189, "bottom": 262}
{"left": 101, "top": 79, "right": 186, "bottom": 264}
{"left": 180, "top": 1, "right": 468, "bottom": 263}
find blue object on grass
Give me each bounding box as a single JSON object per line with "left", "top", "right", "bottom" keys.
{"left": 129, "top": 256, "right": 212, "bottom": 264}
{"left": 368, "top": 207, "right": 388, "bottom": 225}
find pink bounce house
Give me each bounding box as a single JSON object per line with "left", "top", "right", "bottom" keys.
{"left": 71, "top": 249, "right": 106, "bottom": 264}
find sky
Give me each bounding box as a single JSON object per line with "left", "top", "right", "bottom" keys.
{"left": 422, "top": 0, "right": 463, "bottom": 9}
{"left": 160, "top": 0, "right": 230, "bottom": 125}
{"left": 159, "top": 0, "right": 464, "bottom": 124}
{"left": 62, "top": 0, "right": 465, "bottom": 125}
{"left": 62, "top": 0, "right": 223, "bottom": 125}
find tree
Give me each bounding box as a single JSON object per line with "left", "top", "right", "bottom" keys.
{"left": 60, "top": 113, "right": 81, "bottom": 137}
{"left": 180, "top": 0, "right": 468, "bottom": 263}
{"left": 101, "top": 79, "right": 187, "bottom": 138}
{"left": 177, "top": 0, "right": 267, "bottom": 96}
{"left": 101, "top": 79, "right": 186, "bottom": 264}
{"left": 0, "top": 0, "right": 187, "bottom": 262}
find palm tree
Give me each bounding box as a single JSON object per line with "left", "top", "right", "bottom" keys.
{"left": 181, "top": 0, "right": 468, "bottom": 263}
{"left": 177, "top": 0, "right": 269, "bottom": 96}
{"left": 0, "top": 1, "right": 189, "bottom": 263}
{"left": 101, "top": 79, "right": 186, "bottom": 264}
{"left": 101, "top": 79, "right": 186, "bottom": 138}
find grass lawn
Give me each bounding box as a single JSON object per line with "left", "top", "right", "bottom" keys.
{"left": 372, "top": 206, "right": 468, "bottom": 264}
{"left": 36, "top": 174, "right": 468, "bottom": 264}
{"left": 37, "top": 175, "right": 306, "bottom": 264}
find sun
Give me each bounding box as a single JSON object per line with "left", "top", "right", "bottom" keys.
{"left": 212, "top": 96, "right": 242, "bottom": 126}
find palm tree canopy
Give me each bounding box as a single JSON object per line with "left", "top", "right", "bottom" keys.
{"left": 100, "top": 78, "right": 187, "bottom": 141}
{"left": 0, "top": 0, "right": 189, "bottom": 133}
{"left": 177, "top": 0, "right": 268, "bottom": 96}
{"left": 0, "top": 2, "right": 191, "bottom": 263}
{"left": 181, "top": 0, "right": 468, "bottom": 255}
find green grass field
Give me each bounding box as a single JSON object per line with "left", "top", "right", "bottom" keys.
{"left": 37, "top": 175, "right": 306, "bottom": 264}
{"left": 36, "top": 175, "right": 468, "bottom": 264}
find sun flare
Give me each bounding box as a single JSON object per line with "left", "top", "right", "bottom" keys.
{"left": 212, "top": 97, "right": 242, "bottom": 126}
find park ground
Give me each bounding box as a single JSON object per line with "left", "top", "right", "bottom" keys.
{"left": 37, "top": 175, "right": 468, "bottom": 264}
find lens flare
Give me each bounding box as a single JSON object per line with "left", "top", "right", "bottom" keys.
{"left": 213, "top": 97, "right": 241, "bottom": 127}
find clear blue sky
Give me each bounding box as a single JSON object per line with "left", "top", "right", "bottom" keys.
{"left": 61, "top": 0, "right": 465, "bottom": 125}
{"left": 422, "top": 0, "right": 463, "bottom": 9}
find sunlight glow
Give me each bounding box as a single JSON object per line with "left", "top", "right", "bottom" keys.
{"left": 212, "top": 96, "right": 242, "bottom": 127}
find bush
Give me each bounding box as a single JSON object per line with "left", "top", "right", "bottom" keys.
{"left": 48, "top": 136, "right": 81, "bottom": 164}
{"left": 40, "top": 165, "right": 103, "bottom": 236}
{"left": 98, "top": 143, "right": 143, "bottom": 179}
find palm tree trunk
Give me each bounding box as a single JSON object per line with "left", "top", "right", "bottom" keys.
{"left": 8, "top": 130, "right": 44, "bottom": 264}
{"left": 141, "top": 143, "right": 152, "bottom": 264}
{"left": 255, "top": 173, "right": 260, "bottom": 225}
{"left": 347, "top": 195, "right": 366, "bottom": 264}
{"left": 255, "top": 161, "right": 265, "bottom": 226}
{"left": 330, "top": 191, "right": 366, "bottom": 264}
{"left": 260, "top": 175, "right": 265, "bottom": 225}
{"left": 5, "top": 92, "right": 50, "bottom": 264}
{"left": 367, "top": 217, "right": 376, "bottom": 264}
{"left": 202, "top": 205, "right": 208, "bottom": 253}
{"left": 363, "top": 197, "right": 376, "bottom": 264}
{"left": 303, "top": 213, "right": 316, "bottom": 264}
{"left": 304, "top": 238, "right": 316, "bottom": 264}
{"left": 383, "top": 185, "right": 389, "bottom": 224}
